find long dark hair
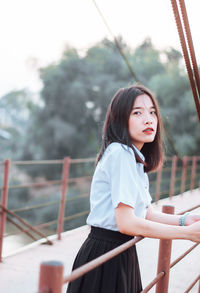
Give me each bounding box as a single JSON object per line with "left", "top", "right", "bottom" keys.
{"left": 96, "top": 84, "right": 164, "bottom": 172}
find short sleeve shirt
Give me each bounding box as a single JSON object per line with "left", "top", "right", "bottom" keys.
{"left": 86, "top": 142, "right": 152, "bottom": 231}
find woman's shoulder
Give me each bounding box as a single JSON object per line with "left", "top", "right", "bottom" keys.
{"left": 105, "top": 142, "right": 136, "bottom": 159}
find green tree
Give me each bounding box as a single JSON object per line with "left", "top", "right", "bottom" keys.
{"left": 0, "top": 89, "right": 39, "bottom": 160}
{"left": 20, "top": 37, "right": 200, "bottom": 167}
{"left": 23, "top": 40, "right": 133, "bottom": 163}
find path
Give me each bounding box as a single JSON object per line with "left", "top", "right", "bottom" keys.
{"left": 0, "top": 188, "right": 200, "bottom": 293}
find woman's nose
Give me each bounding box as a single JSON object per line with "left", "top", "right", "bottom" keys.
{"left": 144, "top": 113, "right": 153, "bottom": 124}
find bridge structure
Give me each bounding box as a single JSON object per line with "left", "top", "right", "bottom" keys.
{"left": 0, "top": 0, "right": 200, "bottom": 292}
{"left": 0, "top": 156, "right": 199, "bottom": 292}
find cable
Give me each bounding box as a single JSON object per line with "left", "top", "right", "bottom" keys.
{"left": 170, "top": 0, "right": 200, "bottom": 123}
{"left": 178, "top": 0, "right": 200, "bottom": 100}
{"left": 92, "top": 0, "right": 140, "bottom": 82}
{"left": 92, "top": 0, "right": 182, "bottom": 158}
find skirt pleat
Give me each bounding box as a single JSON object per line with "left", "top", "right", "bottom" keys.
{"left": 66, "top": 226, "right": 142, "bottom": 293}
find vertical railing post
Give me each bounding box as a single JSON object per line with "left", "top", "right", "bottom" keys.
{"left": 156, "top": 205, "right": 174, "bottom": 293}
{"left": 38, "top": 261, "right": 64, "bottom": 293}
{"left": 198, "top": 157, "right": 200, "bottom": 188}
{"left": 0, "top": 159, "right": 10, "bottom": 262}
{"left": 198, "top": 277, "right": 200, "bottom": 293}
{"left": 155, "top": 165, "right": 163, "bottom": 203}
{"left": 199, "top": 157, "right": 200, "bottom": 188}
{"left": 57, "top": 157, "right": 70, "bottom": 240}
{"left": 169, "top": 156, "right": 177, "bottom": 198}
{"left": 180, "top": 156, "right": 188, "bottom": 195}
{"left": 190, "top": 156, "right": 197, "bottom": 191}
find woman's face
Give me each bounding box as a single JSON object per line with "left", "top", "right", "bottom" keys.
{"left": 128, "top": 94, "right": 158, "bottom": 150}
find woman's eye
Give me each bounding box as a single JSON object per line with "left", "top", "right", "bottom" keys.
{"left": 133, "top": 111, "right": 141, "bottom": 115}
{"left": 151, "top": 111, "right": 157, "bottom": 115}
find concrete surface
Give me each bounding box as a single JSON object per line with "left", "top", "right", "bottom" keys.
{"left": 0, "top": 188, "right": 200, "bottom": 293}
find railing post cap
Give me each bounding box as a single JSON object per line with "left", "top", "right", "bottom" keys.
{"left": 41, "top": 260, "right": 64, "bottom": 267}
{"left": 162, "top": 205, "right": 175, "bottom": 214}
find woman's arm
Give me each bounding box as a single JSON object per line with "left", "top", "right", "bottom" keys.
{"left": 146, "top": 205, "right": 200, "bottom": 226}
{"left": 115, "top": 203, "right": 200, "bottom": 242}
{"left": 146, "top": 205, "right": 180, "bottom": 225}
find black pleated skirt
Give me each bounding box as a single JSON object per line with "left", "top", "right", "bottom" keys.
{"left": 66, "top": 226, "right": 142, "bottom": 293}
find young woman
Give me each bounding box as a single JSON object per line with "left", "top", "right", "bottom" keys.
{"left": 67, "top": 84, "right": 200, "bottom": 293}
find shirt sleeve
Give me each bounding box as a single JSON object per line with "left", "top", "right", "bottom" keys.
{"left": 106, "top": 146, "right": 140, "bottom": 209}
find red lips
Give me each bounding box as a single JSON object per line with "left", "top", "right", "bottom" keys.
{"left": 143, "top": 127, "right": 154, "bottom": 132}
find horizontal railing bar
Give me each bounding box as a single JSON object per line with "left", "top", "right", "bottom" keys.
{"left": 4, "top": 157, "right": 97, "bottom": 166}
{"left": 68, "top": 176, "right": 92, "bottom": 183}
{"left": 34, "top": 220, "right": 58, "bottom": 230}
{"left": 4, "top": 180, "right": 62, "bottom": 190}
{"left": 164, "top": 156, "right": 193, "bottom": 161}
{"left": 148, "top": 179, "right": 157, "bottom": 184}
{"left": 67, "top": 193, "right": 89, "bottom": 202}
{"left": 185, "top": 167, "right": 193, "bottom": 171}
{"left": 8, "top": 219, "right": 58, "bottom": 238}
{"left": 157, "top": 184, "right": 193, "bottom": 198}
{"left": 6, "top": 210, "right": 90, "bottom": 238}
{"left": 175, "top": 166, "right": 184, "bottom": 170}
{"left": 175, "top": 176, "right": 184, "bottom": 182}
{"left": 2, "top": 176, "right": 92, "bottom": 191}
{"left": 177, "top": 204, "right": 200, "bottom": 215}
{"left": 170, "top": 243, "right": 199, "bottom": 268}
{"left": 63, "top": 235, "right": 143, "bottom": 284}
{"left": 6, "top": 211, "right": 91, "bottom": 238}
{"left": 141, "top": 271, "right": 165, "bottom": 293}
{"left": 12, "top": 160, "right": 64, "bottom": 165}
{"left": 159, "top": 167, "right": 172, "bottom": 172}
{"left": 0, "top": 157, "right": 197, "bottom": 167}
{"left": 184, "top": 183, "right": 192, "bottom": 189}
{"left": 70, "top": 158, "right": 95, "bottom": 164}
{"left": 6, "top": 218, "right": 58, "bottom": 238}
{"left": 2, "top": 174, "right": 95, "bottom": 191}
{"left": 184, "top": 274, "right": 200, "bottom": 293}
{"left": 158, "top": 190, "right": 170, "bottom": 196}
{"left": 11, "top": 200, "right": 60, "bottom": 213}
{"left": 63, "top": 210, "right": 89, "bottom": 222}
{"left": 30, "top": 218, "right": 60, "bottom": 232}
{"left": 153, "top": 183, "right": 194, "bottom": 197}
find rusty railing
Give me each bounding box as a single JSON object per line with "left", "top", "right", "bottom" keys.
{"left": 0, "top": 155, "right": 199, "bottom": 264}
{"left": 37, "top": 204, "right": 200, "bottom": 293}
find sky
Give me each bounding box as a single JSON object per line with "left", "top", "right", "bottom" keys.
{"left": 0, "top": 0, "right": 199, "bottom": 98}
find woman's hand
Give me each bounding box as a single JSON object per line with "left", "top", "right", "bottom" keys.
{"left": 185, "top": 214, "right": 200, "bottom": 226}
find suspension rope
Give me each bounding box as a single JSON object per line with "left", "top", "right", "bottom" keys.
{"left": 92, "top": 0, "right": 140, "bottom": 82}
{"left": 170, "top": 0, "right": 200, "bottom": 123}
{"left": 92, "top": 0, "right": 183, "bottom": 158}
{"left": 178, "top": 0, "right": 200, "bottom": 97}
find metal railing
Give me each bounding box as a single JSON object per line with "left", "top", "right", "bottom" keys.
{"left": 0, "top": 155, "right": 199, "bottom": 264}
{"left": 0, "top": 157, "right": 94, "bottom": 260}
{"left": 37, "top": 204, "right": 200, "bottom": 293}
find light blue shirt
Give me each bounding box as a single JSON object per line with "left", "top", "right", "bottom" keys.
{"left": 86, "top": 142, "right": 152, "bottom": 231}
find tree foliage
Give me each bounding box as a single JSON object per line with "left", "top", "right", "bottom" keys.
{"left": 0, "top": 89, "right": 39, "bottom": 160}
{"left": 1, "top": 37, "right": 200, "bottom": 163}
{"left": 1, "top": 37, "right": 199, "bottom": 231}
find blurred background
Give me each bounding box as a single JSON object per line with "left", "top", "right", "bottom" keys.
{"left": 0, "top": 0, "right": 200, "bottom": 253}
